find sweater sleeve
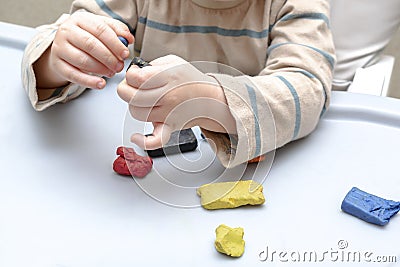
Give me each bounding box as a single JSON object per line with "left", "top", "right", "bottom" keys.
{"left": 203, "top": 0, "right": 335, "bottom": 168}
{"left": 21, "top": 0, "right": 139, "bottom": 111}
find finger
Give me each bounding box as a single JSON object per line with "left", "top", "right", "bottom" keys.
{"left": 57, "top": 59, "right": 106, "bottom": 89}
{"left": 76, "top": 15, "right": 131, "bottom": 61}
{"left": 131, "top": 123, "right": 172, "bottom": 150}
{"left": 117, "top": 79, "right": 138, "bottom": 103}
{"left": 119, "top": 76, "right": 167, "bottom": 108}
{"left": 103, "top": 16, "right": 134, "bottom": 46}
{"left": 129, "top": 105, "right": 165, "bottom": 122}
{"left": 66, "top": 25, "right": 124, "bottom": 73}
{"left": 126, "top": 65, "right": 168, "bottom": 89}
{"left": 58, "top": 42, "right": 115, "bottom": 78}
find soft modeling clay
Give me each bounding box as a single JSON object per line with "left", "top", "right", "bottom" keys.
{"left": 197, "top": 180, "right": 265, "bottom": 210}
{"left": 146, "top": 129, "right": 198, "bottom": 157}
{"left": 113, "top": 146, "right": 153, "bottom": 178}
{"left": 341, "top": 187, "right": 400, "bottom": 226}
{"left": 248, "top": 154, "right": 266, "bottom": 163}
{"left": 215, "top": 224, "right": 245, "bottom": 257}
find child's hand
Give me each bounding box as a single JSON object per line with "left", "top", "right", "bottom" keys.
{"left": 36, "top": 11, "right": 134, "bottom": 89}
{"left": 117, "top": 55, "right": 236, "bottom": 150}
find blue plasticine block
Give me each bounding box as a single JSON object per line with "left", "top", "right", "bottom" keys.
{"left": 118, "top": 36, "right": 129, "bottom": 47}
{"left": 341, "top": 187, "right": 400, "bottom": 226}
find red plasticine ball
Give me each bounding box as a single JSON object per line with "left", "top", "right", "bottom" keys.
{"left": 113, "top": 146, "right": 153, "bottom": 178}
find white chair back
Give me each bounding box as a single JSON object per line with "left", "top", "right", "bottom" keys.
{"left": 330, "top": 0, "right": 400, "bottom": 91}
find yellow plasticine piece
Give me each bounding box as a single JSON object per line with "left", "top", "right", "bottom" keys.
{"left": 197, "top": 180, "right": 265, "bottom": 210}
{"left": 215, "top": 224, "right": 245, "bottom": 257}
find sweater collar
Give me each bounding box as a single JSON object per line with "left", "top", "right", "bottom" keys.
{"left": 191, "top": 0, "right": 246, "bottom": 9}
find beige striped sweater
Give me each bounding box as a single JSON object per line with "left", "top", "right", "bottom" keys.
{"left": 21, "top": 0, "right": 335, "bottom": 167}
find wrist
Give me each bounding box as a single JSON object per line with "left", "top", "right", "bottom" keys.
{"left": 193, "top": 82, "right": 237, "bottom": 134}
{"left": 33, "top": 46, "right": 69, "bottom": 89}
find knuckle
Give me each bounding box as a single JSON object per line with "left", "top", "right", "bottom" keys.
{"left": 57, "top": 24, "right": 67, "bottom": 35}
{"left": 78, "top": 55, "right": 90, "bottom": 68}
{"left": 66, "top": 71, "right": 82, "bottom": 85}
{"left": 55, "top": 26, "right": 69, "bottom": 41}
{"left": 135, "top": 76, "right": 148, "bottom": 88}
{"left": 95, "top": 23, "right": 108, "bottom": 37}
{"left": 108, "top": 17, "right": 127, "bottom": 31}
{"left": 83, "top": 37, "right": 97, "bottom": 53}
{"left": 114, "top": 20, "right": 126, "bottom": 30}
{"left": 104, "top": 54, "right": 117, "bottom": 69}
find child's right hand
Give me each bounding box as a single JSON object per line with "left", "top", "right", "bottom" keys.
{"left": 35, "top": 12, "right": 134, "bottom": 89}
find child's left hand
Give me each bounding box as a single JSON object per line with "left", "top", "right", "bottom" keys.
{"left": 117, "top": 55, "right": 236, "bottom": 150}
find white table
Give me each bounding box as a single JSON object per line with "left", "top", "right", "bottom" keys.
{"left": 0, "top": 22, "right": 399, "bottom": 267}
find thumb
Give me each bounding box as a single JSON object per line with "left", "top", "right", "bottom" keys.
{"left": 131, "top": 122, "right": 172, "bottom": 150}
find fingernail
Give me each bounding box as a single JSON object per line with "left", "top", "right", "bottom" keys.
{"left": 121, "top": 50, "right": 130, "bottom": 59}
{"left": 97, "top": 80, "right": 105, "bottom": 89}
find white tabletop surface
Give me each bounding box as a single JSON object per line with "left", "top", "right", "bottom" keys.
{"left": 0, "top": 22, "right": 399, "bottom": 267}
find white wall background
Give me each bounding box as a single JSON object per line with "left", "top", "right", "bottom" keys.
{"left": 0, "top": 0, "right": 73, "bottom": 27}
